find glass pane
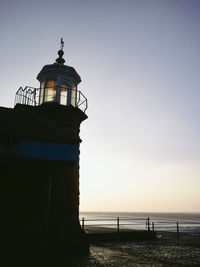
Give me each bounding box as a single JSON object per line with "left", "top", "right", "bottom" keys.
{"left": 45, "top": 80, "right": 57, "bottom": 102}
{"left": 60, "top": 85, "right": 68, "bottom": 105}
{"left": 71, "top": 88, "right": 76, "bottom": 107}
{"left": 39, "top": 81, "right": 44, "bottom": 104}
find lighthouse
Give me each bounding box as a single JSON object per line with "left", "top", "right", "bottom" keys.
{"left": 0, "top": 40, "right": 88, "bottom": 262}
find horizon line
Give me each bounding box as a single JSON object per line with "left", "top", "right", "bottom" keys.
{"left": 79, "top": 211, "right": 200, "bottom": 213}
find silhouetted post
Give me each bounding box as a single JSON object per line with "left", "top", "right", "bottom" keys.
{"left": 82, "top": 217, "right": 85, "bottom": 230}
{"left": 147, "top": 217, "right": 150, "bottom": 231}
{"left": 152, "top": 222, "right": 155, "bottom": 231}
{"left": 177, "top": 221, "right": 180, "bottom": 238}
{"left": 117, "top": 217, "right": 119, "bottom": 233}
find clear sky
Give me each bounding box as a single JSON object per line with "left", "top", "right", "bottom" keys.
{"left": 0, "top": 0, "right": 200, "bottom": 212}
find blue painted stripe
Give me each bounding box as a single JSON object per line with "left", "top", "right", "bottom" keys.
{"left": 0, "top": 139, "right": 79, "bottom": 162}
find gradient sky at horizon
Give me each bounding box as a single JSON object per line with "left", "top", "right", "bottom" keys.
{"left": 0, "top": 0, "right": 200, "bottom": 212}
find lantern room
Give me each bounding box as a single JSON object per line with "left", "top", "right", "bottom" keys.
{"left": 37, "top": 42, "right": 81, "bottom": 107}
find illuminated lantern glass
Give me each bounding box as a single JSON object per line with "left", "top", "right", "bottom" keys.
{"left": 45, "top": 80, "right": 57, "bottom": 102}
{"left": 39, "top": 81, "right": 44, "bottom": 104}
{"left": 71, "top": 84, "right": 76, "bottom": 107}
{"left": 60, "top": 84, "right": 68, "bottom": 105}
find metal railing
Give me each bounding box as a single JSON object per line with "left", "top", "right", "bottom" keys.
{"left": 150, "top": 220, "right": 200, "bottom": 236}
{"left": 15, "top": 86, "right": 39, "bottom": 107}
{"left": 80, "top": 217, "right": 200, "bottom": 237}
{"left": 80, "top": 217, "right": 152, "bottom": 233}
{"left": 14, "top": 86, "right": 88, "bottom": 113}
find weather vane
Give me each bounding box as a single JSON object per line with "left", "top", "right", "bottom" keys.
{"left": 56, "top": 38, "right": 65, "bottom": 64}
{"left": 60, "top": 38, "right": 64, "bottom": 51}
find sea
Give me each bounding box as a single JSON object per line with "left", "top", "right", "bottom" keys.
{"left": 79, "top": 212, "right": 200, "bottom": 234}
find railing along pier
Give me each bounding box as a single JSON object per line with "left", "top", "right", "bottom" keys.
{"left": 80, "top": 217, "right": 154, "bottom": 233}
{"left": 80, "top": 217, "right": 200, "bottom": 237}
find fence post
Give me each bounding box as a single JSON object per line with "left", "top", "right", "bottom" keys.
{"left": 117, "top": 217, "right": 119, "bottom": 233}
{"left": 147, "top": 217, "right": 150, "bottom": 231}
{"left": 152, "top": 222, "right": 154, "bottom": 231}
{"left": 177, "top": 221, "right": 180, "bottom": 238}
{"left": 82, "top": 217, "right": 85, "bottom": 229}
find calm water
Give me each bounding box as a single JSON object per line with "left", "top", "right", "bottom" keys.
{"left": 79, "top": 212, "right": 200, "bottom": 234}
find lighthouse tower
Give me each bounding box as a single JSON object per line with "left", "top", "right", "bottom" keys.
{"left": 0, "top": 40, "right": 88, "bottom": 261}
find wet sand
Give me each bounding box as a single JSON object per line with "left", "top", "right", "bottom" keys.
{"left": 86, "top": 226, "right": 200, "bottom": 266}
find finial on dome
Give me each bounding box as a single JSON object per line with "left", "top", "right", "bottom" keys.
{"left": 60, "top": 37, "right": 64, "bottom": 51}
{"left": 56, "top": 38, "right": 65, "bottom": 64}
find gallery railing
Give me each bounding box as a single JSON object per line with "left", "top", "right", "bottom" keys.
{"left": 14, "top": 86, "right": 88, "bottom": 113}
